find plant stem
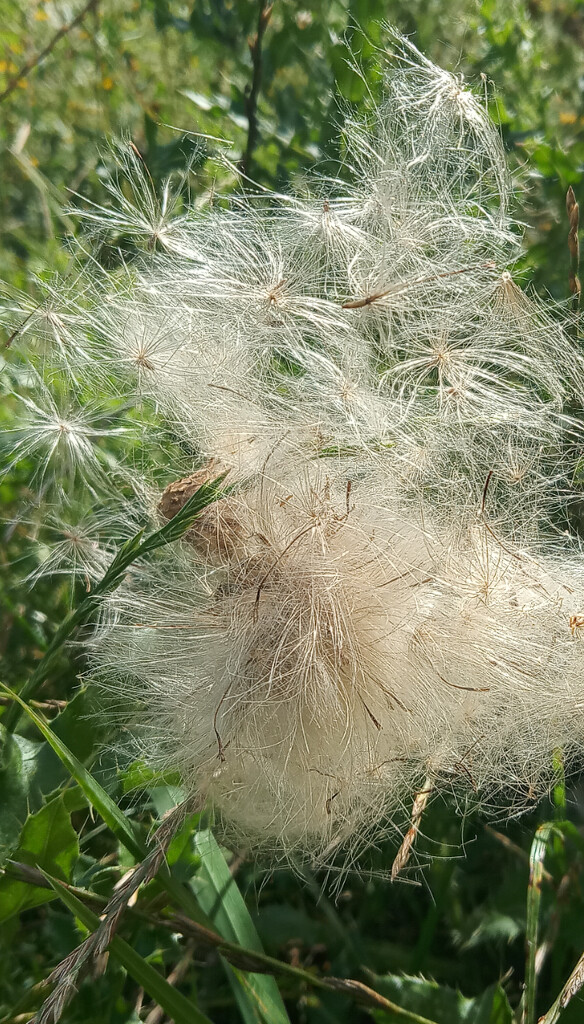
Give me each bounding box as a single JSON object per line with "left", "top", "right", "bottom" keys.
{"left": 239, "top": 1, "right": 273, "bottom": 178}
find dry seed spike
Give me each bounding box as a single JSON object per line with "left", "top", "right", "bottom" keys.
{"left": 391, "top": 777, "right": 434, "bottom": 881}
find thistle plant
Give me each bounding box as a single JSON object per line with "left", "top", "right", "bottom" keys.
{"left": 5, "top": 28, "right": 584, "bottom": 872}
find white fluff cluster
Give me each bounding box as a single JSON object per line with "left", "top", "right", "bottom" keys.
{"left": 7, "top": 30, "right": 584, "bottom": 865}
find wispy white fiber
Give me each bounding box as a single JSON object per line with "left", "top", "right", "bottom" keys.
{"left": 7, "top": 28, "right": 584, "bottom": 867}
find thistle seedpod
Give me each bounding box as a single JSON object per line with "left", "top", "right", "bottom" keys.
{"left": 10, "top": 28, "right": 584, "bottom": 871}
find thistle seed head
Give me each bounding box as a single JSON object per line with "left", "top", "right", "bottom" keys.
{"left": 10, "top": 27, "right": 584, "bottom": 868}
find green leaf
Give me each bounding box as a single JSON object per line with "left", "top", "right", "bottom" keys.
{"left": 34, "top": 685, "right": 109, "bottom": 796}
{"left": 552, "top": 748, "right": 567, "bottom": 818}
{"left": 120, "top": 758, "right": 181, "bottom": 794}
{"left": 0, "top": 792, "right": 78, "bottom": 922}
{"left": 0, "top": 682, "right": 146, "bottom": 863}
{"left": 192, "top": 830, "right": 291, "bottom": 1024}
{"left": 538, "top": 948, "right": 584, "bottom": 1024}
{"left": 330, "top": 43, "right": 368, "bottom": 103}
{"left": 525, "top": 823, "right": 557, "bottom": 1024}
{"left": 43, "top": 872, "right": 214, "bottom": 1024}
{"left": 370, "top": 974, "right": 514, "bottom": 1024}
{"left": 0, "top": 683, "right": 211, "bottom": 927}
{"left": 0, "top": 724, "right": 42, "bottom": 866}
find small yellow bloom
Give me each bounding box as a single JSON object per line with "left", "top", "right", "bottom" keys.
{"left": 102, "top": 76, "right": 114, "bottom": 91}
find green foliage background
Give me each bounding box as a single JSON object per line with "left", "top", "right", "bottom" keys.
{"left": 1, "top": 2, "right": 584, "bottom": 1023}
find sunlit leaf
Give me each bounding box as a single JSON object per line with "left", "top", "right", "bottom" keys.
{"left": 0, "top": 792, "right": 78, "bottom": 922}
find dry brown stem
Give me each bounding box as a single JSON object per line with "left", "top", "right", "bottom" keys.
{"left": 391, "top": 777, "right": 433, "bottom": 880}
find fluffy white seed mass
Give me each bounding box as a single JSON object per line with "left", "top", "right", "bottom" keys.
{"left": 7, "top": 30, "right": 584, "bottom": 866}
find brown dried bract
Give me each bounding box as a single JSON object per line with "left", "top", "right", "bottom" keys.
{"left": 569, "top": 614, "right": 584, "bottom": 636}
{"left": 158, "top": 460, "right": 243, "bottom": 560}
{"left": 158, "top": 463, "right": 218, "bottom": 520}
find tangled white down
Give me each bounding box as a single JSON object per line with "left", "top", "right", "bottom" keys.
{"left": 9, "top": 30, "right": 584, "bottom": 867}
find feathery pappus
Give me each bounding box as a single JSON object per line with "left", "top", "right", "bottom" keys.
{"left": 6, "top": 28, "right": 584, "bottom": 870}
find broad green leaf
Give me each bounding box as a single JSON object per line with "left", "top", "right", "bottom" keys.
{"left": 0, "top": 792, "right": 78, "bottom": 922}
{"left": 120, "top": 758, "right": 181, "bottom": 794}
{"left": 0, "top": 682, "right": 146, "bottom": 863}
{"left": 0, "top": 724, "right": 42, "bottom": 866}
{"left": 193, "top": 830, "right": 290, "bottom": 1024}
{"left": 43, "top": 872, "right": 214, "bottom": 1024}
{"left": 370, "top": 974, "right": 513, "bottom": 1024}
{"left": 0, "top": 684, "right": 212, "bottom": 927}
{"left": 164, "top": 813, "right": 202, "bottom": 880}
{"left": 481, "top": 986, "right": 516, "bottom": 1024}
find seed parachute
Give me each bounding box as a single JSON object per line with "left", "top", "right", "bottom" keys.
{"left": 7, "top": 28, "right": 584, "bottom": 869}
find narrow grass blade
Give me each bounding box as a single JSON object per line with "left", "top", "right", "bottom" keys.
{"left": 1, "top": 689, "right": 393, "bottom": 1022}
{"left": 3, "top": 716, "right": 284, "bottom": 1024}
{"left": 43, "top": 871, "right": 213, "bottom": 1024}
{"left": 524, "top": 823, "right": 556, "bottom": 1024}
{"left": 3, "top": 473, "right": 229, "bottom": 727}
{"left": 4, "top": 862, "right": 435, "bottom": 1023}
{"left": 193, "top": 830, "right": 290, "bottom": 1024}
{"left": 527, "top": 818, "right": 584, "bottom": 1024}
{"left": 566, "top": 186, "right": 581, "bottom": 314}
{"left": 0, "top": 683, "right": 314, "bottom": 1022}
{"left": 227, "top": 974, "right": 263, "bottom": 1024}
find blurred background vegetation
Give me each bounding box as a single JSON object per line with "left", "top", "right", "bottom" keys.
{"left": 2, "top": 2, "right": 584, "bottom": 1023}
